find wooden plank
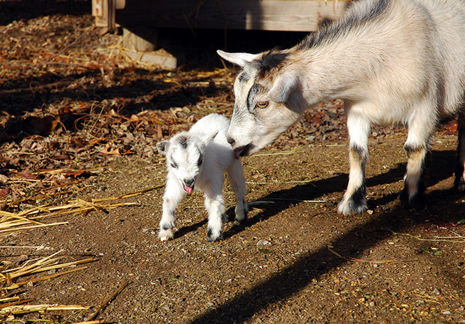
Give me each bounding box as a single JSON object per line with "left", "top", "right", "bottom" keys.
{"left": 116, "top": 0, "right": 350, "bottom": 32}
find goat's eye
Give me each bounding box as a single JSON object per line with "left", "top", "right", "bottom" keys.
{"left": 255, "top": 101, "right": 269, "bottom": 109}
{"left": 170, "top": 162, "right": 178, "bottom": 169}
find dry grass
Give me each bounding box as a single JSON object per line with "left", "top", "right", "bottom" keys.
{"left": 0, "top": 184, "right": 164, "bottom": 322}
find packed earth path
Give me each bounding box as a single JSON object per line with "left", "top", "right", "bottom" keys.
{"left": 1, "top": 1, "right": 465, "bottom": 323}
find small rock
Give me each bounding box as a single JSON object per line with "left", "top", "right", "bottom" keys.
{"left": 257, "top": 240, "right": 271, "bottom": 246}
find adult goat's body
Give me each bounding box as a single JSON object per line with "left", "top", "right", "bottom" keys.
{"left": 218, "top": 0, "right": 465, "bottom": 214}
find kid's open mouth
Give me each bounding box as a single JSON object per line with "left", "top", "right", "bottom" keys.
{"left": 233, "top": 144, "right": 253, "bottom": 159}
{"left": 183, "top": 184, "right": 194, "bottom": 194}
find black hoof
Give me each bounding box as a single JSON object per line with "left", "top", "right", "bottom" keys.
{"left": 400, "top": 188, "right": 426, "bottom": 209}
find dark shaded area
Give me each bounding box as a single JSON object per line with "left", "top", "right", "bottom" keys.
{"left": 0, "top": 0, "right": 90, "bottom": 26}
{"left": 157, "top": 28, "right": 308, "bottom": 69}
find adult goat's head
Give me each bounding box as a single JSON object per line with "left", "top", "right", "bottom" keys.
{"left": 218, "top": 49, "right": 306, "bottom": 158}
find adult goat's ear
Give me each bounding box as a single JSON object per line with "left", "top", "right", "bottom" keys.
{"left": 266, "top": 72, "right": 299, "bottom": 103}
{"left": 217, "top": 50, "right": 259, "bottom": 67}
{"left": 201, "top": 131, "right": 219, "bottom": 148}
{"left": 156, "top": 140, "right": 170, "bottom": 156}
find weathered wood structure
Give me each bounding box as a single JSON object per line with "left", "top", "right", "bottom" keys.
{"left": 92, "top": 0, "right": 351, "bottom": 68}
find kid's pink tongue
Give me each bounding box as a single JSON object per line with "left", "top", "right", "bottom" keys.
{"left": 184, "top": 185, "right": 193, "bottom": 194}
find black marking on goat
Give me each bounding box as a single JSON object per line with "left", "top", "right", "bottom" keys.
{"left": 298, "top": 0, "right": 390, "bottom": 50}
{"left": 178, "top": 136, "right": 189, "bottom": 149}
{"left": 197, "top": 152, "right": 203, "bottom": 167}
{"left": 350, "top": 144, "right": 368, "bottom": 162}
{"left": 247, "top": 83, "right": 260, "bottom": 113}
{"left": 238, "top": 71, "right": 250, "bottom": 83}
{"left": 347, "top": 184, "right": 367, "bottom": 213}
{"left": 253, "top": 50, "right": 289, "bottom": 78}
{"left": 207, "top": 228, "right": 223, "bottom": 241}
{"left": 162, "top": 224, "right": 171, "bottom": 231}
{"left": 404, "top": 144, "right": 426, "bottom": 158}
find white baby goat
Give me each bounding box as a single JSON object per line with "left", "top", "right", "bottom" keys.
{"left": 156, "top": 114, "right": 247, "bottom": 241}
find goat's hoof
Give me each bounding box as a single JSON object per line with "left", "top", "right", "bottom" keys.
{"left": 234, "top": 204, "right": 248, "bottom": 224}
{"left": 234, "top": 212, "right": 248, "bottom": 225}
{"left": 454, "top": 176, "right": 465, "bottom": 192}
{"left": 337, "top": 197, "right": 368, "bottom": 215}
{"left": 158, "top": 229, "right": 174, "bottom": 241}
{"left": 207, "top": 228, "right": 223, "bottom": 242}
{"left": 400, "top": 190, "right": 426, "bottom": 210}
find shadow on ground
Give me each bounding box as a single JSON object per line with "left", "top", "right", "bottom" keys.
{"left": 188, "top": 149, "right": 463, "bottom": 323}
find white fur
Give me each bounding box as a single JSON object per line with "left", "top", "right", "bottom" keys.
{"left": 218, "top": 0, "right": 465, "bottom": 214}
{"left": 156, "top": 114, "right": 247, "bottom": 241}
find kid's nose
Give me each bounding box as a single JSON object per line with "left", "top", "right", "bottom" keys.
{"left": 183, "top": 178, "right": 195, "bottom": 187}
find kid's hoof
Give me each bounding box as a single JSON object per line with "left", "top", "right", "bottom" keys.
{"left": 207, "top": 228, "right": 223, "bottom": 242}
{"left": 158, "top": 229, "right": 174, "bottom": 241}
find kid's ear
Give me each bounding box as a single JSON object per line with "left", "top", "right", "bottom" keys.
{"left": 156, "top": 140, "right": 170, "bottom": 156}
{"left": 266, "top": 72, "right": 299, "bottom": 103}
{"left": 217, "top": 50, "right": 260, "bottom": 67}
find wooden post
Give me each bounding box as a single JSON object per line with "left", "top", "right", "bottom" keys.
{"left": 122, "top": 27, "right": 158, "bottom": 52}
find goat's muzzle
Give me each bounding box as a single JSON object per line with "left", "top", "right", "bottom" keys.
{"left": 183, "top": 178, "right": 195, "bottom": 194}
{"left": 233, "top": 144, "right": 253, "bottom": 159}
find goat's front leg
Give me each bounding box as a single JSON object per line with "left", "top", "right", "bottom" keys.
{"left": 455, "top": 110, "right": 465, "bottom": 191}
{"left": 159, "top": 178, "right": 184, "bottom": 241}
{"left": 204, "top": 185, "right": 226, "bottom": 241}
{"left": 338, "top": 109, "right": 370, "bottom": 215}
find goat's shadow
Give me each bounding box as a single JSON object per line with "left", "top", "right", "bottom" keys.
{"left": 187, "top": 149, "right": 463, "bottom": 323}
{"left": 173, "top": 149, "right": 457, "bottom": 241}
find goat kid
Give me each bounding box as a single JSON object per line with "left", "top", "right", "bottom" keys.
{"left": 217, "top": 0, "right": 465, "bottom": 215}
{"left": 156, "top": 114, "right": 247, "bottom": 241}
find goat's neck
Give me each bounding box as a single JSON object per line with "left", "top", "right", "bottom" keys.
{"left": 291, "top": 39, "right": 377, "bottom": 107}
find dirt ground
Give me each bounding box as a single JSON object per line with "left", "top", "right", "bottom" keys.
{"left": 1, "top": 2, "right": 465, "bottom": 323}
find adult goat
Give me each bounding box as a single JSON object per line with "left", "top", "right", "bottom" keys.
{"left": 218, "top": 0, "right": 465, "bottom": 214}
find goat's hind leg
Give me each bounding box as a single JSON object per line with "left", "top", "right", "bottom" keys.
{"left": 227, "top": 160, "right": 248, "bottom": 224}
{"left": 338, "top": 109, "right": 370, "bottom": 215}
{"left": 400, "top": 109, "right": 434, "bottom": 209}
{"left": 455, "top": 110, "right": 465, "bottom": 191}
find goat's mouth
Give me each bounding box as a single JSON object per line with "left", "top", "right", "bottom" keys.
{"left": 183, "top": 184, "right": 194, "bottom": 194}
{"left": 233, "top": 144, "right": 253, "bottom": 159}
{"left": 182, "top": 183, "right": 195, "bottom": 194}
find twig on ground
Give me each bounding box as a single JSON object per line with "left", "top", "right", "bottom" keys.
{"left": 86, "top": 280, "right": 130, "bottom": 321}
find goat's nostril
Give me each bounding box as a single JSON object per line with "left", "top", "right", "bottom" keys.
{"left": 184, "top": 178, "right": 195, "bottom": 187}
{"left": 227, "top": 137, "right": 235, "bottom": 145}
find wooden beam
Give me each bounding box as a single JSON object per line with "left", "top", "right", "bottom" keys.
{"left": 115, "top": 0, "right": 351, "bottom": 32}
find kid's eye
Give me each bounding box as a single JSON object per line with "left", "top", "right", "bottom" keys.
{"left": 255, "top": 101, "right": 269, "bottom": 109}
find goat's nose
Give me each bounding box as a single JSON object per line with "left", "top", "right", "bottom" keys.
{"left": 184, "top": 178, "right": 195, "bottom": 187}
{"left": 227, "top": 136, "right": 235, "bottom": 145}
